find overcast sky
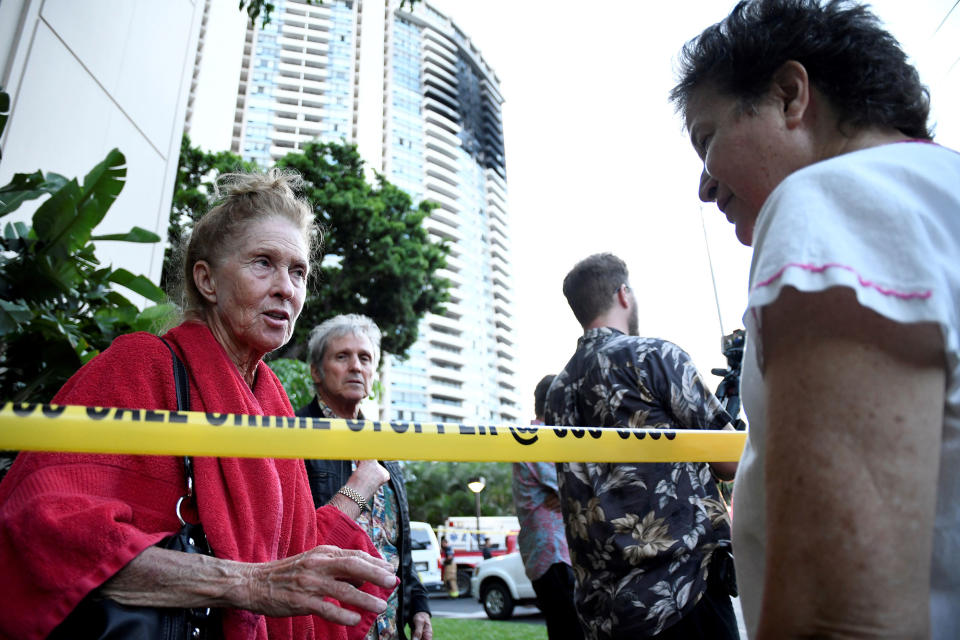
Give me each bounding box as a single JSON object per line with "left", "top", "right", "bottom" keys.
{"left": 427, "top": 0, "right": 960, "bottom": 420}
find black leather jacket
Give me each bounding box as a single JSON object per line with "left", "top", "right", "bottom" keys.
{"left": 296, "top": 398, "right": 430, "bottom": 639}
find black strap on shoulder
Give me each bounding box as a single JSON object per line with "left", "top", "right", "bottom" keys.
{"left": 157, "top": 336, "right": 195, "bottom": 497}
{"left": 158, "top": 336, "right": 190, "bottom": 412}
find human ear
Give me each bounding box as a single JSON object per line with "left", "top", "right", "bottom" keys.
{"left": 772, "top": 60, "right": 810, "bottom": 129}
{"left": 310, "top": 364, "right": 323, "bottom": 386}
{"left": 193, "top": 260, "right": 218, "bottom": 304}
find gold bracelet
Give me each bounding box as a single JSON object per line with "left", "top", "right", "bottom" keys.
{"left": 337, "top": 486, "right": 368, "bottom": 512}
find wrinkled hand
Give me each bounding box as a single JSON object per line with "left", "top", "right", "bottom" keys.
{"left": 243, "top": 545, "right": 398, "bottom": 625}
{"left": 348, "top": 459, "right": 391, "bottom": 500}
{"left": 411, "top": 611, "right": 433, "bottom": 640}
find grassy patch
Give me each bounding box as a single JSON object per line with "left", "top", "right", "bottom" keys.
{"left": 431, "top": 617, "right": 547, "bottom": 640}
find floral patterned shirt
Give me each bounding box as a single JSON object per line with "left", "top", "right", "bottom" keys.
{"left": 549, "top": 329, "right": 734, "bottom": 638}
{"left": 308, "top": 399, "right": 401, "bottom": 640}
{"left": 512, "top": 459, "right": 571, "bottom": 581}
{"left": 357, "top": 468, "right": 400, "bottom": 640}
{"left": 544, "top": 327, "right": 621, "bottom": 430}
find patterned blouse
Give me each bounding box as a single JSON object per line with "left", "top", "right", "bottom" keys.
{"left": 512, "top": 459, "right": 571, "bottom": 582}
{"left": 357, "top": 470, "right": 400, "bottom": 640}
{"left": 548, "top": 329, "right": 734, "bottom": 638}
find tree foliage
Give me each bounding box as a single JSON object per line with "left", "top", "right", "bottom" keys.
{"left": 238, "top": 0, "right": 418, "bottom": 26}
{"left": 270, "top": 357, "right": 313, "bottom": 409}
{"left": 402, "top": 461, "right": 516, "bottom": 526}
{"left": 0, "top": 148, "right": 176, "bottom": 405}
{"left": 277, "top": 141, "right": 450, "bottom": 359}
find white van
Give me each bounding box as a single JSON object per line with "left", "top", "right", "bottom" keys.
{"left": 409, "top": 521, "right": 444, "bottom": 594}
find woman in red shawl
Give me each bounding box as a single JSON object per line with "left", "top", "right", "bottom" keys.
{"left": 0, "top": 170, "right": 397, "bottom": 639}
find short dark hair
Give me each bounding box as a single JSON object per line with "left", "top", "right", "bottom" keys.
{"left": 670, "top": 0, "right": 931, "bottom": 140}
{"left": 562, "top": 253, "right": 629, "bottom": 327}
{"left": 533, "top": 374, "right": 556, "bottom": 419}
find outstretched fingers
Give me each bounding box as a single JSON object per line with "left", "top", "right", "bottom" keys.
{"left": 246, "top": 545, "right": 398, "bottom": 622}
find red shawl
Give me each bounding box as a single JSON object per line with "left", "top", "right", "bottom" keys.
{"left": 0, "top": 321, "right": 393, "bottom": 639}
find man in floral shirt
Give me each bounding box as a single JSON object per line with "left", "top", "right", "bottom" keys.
{"left": 545, "top": 253, "right": 738, "bottom": 640}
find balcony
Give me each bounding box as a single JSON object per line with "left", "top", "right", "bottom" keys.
{"left": 424, "top": 191, "right": 461, "bottom": 217}
{"left": 426, "top": 163, "right": 459, "bottom": 189}
{"left": 443, "top": 253, "right": 465, "bottom": 273}
{"left": 486, "top": 197, "right": 507, "bottom": 221}
{"left": 423, "top": 98, "right": 460, "bottom": 126}
{"left": 429, "top": 335, "right": 464, "bottom": 354}
{"left": 423, "top": 34, "right": 457, "bottom": 65}
{"left": 279, "top": 32, "right": 307, "bottom": 48}
{"left": 423, "top": 73, "right": 458, "bottom": 102}
{"left": 488, "top": 211, "right": 508, "bottom": 237}
{"left": 424, "top": 109, "right": 460, "bottom": 136}
{"left": 423, "top": 65, "right": 456, "bottom": 93}
{"left": 429, "top": 357, "right": 463, "bottom": 372}
{"left": 434, "top": 267, "right": 462, "bottom": 289}
{"left": 425, "top": 148, "right": 458, "bottom": 175}
{"left": 491, "top": 246, "right": 510, "bottom": 268}
{"left": 440, "top": 302, "right": 463, "bottom": 321}
{"left": 425, "top": 220, "right": 461, "bottom": 246}
{"left": 486, "top": 176, "right": 507, "bottom": 200}
{"left": 274, "top": 87, "right": 303, "bottom": 104}
{"left": 429, "top": 393, "right": 464, "bottom": 409}
{"left": 424, "top": 125, "right": 461, "bottom": 153}
{"left": 495, "top": 313, "right": 514, "bottom": 332}
{"left": 271, "top": 129, "right": 301, "bottom": 144}
{"left": 429, "top": 376, "right": 463, "bottom": 394}
{"left": 425, "top": 139, "right": 458, "bottom": 162}
{"left": 495, "top": 324, "right": 515, "bottom": 346}
{"left": 430, "top": 208, "right": 460, "bottom": 230}
{"left": 428, "top": 317, "right": 463, "bottom": 337}
{"left": 427, "top": 320, "right": 466, "bottom": 344}
{"left": 425, "top": 176, "right": 460, "bottom": 203}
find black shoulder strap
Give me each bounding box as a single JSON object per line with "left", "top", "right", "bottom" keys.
{"left": 157, "top": 336, "right": 195, "bottom": 498}
{"left": 158, "top": 336, "right": 190, "bottom": 412}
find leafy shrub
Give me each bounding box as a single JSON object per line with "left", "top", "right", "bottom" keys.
{"left": 269, "top": 357, "right": 313, "bottom": 410}
{"left": 0, "top": 148, "right": 176, "bottom": 403}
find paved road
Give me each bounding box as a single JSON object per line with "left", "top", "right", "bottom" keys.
{"left": 429, "top": 592, "right": 748, "bottom": 638}
{"left": 429, "top": 592, "right": 542, "bottom": 623}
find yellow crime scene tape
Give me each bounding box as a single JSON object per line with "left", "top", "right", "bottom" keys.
{"left": 0, "top": 403, "right": 746, "bottom": 463}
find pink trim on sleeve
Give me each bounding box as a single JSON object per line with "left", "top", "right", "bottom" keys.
{"left": 753, "top": 262, "right": 932, "bottom": 300}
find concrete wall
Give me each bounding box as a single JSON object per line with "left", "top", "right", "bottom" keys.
{"left": 0, "top": 0, "right": 205, "bottom": 289}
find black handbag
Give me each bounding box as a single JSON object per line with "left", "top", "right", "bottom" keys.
{"left": 49, "top": 338, "right": 221, "bottom": 639}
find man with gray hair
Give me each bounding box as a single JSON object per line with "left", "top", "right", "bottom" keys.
{"left": 296, "top": 313, "right": 432, "bottom": 640}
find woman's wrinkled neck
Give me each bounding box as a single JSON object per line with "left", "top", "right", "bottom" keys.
{"left": 201, "top": 313, "right": 263, "bottom": 388}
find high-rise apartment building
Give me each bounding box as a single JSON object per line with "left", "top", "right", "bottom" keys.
{"left": 228, "top": 0, "right": 519, "bottom": 425}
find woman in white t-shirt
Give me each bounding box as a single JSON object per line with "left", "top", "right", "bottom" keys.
{"left": 670, "top": 1, "right": 960, "bottom": 638}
